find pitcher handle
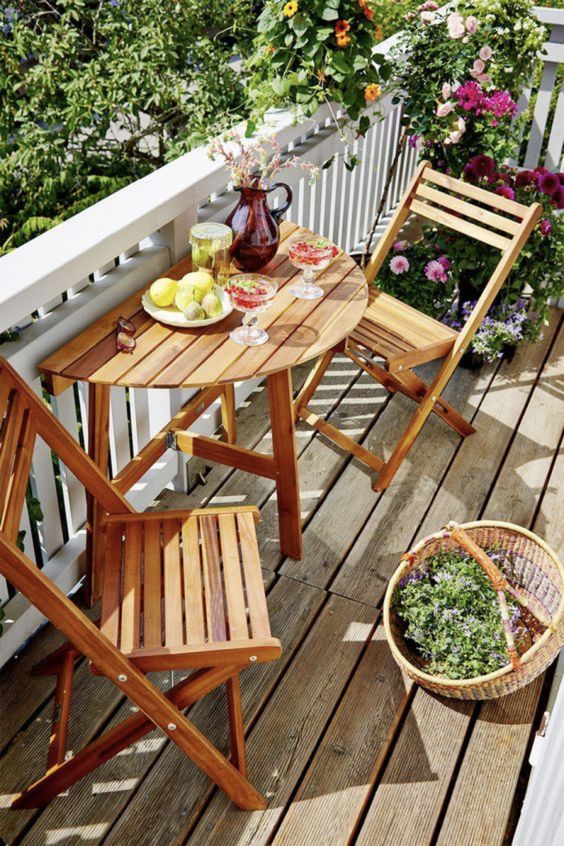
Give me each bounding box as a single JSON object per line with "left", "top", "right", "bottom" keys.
{"left": 268, "top": 182, "right": 293, "bottom": 222}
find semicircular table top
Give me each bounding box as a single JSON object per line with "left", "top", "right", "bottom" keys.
{"left": 39, "top": 223, "right": 368, "bottom": 393}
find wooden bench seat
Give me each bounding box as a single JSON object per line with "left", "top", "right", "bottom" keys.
{"left": 99, "top": 509, "right": 281, "bottom": 673}
{"left": 351, "top": 288, "right": 458, "bottom": 371}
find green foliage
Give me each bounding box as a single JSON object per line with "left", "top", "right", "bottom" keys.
{"left": 393, "top": 551, "right": 519, "bottom": 679}
{"left": 247, "top": 0, "right": 389, "bottom": 132}
{"left": 1, "top": 0, "right": 255, "bottom": 253}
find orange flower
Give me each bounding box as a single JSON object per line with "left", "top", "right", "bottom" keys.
{"left": 335, "top": 19, "right": 351, "bottom": 34}
{"left": 335, "top": 32, "right": 351, "bottom": 47}
{"left": 374, "top": 23, "right": 383, "bottom": 40}
{"left": 365, "top": 83, "right": 381, "bottom": 101}
{"left": 316, "top": 68, "right": 326, "bottom": 82}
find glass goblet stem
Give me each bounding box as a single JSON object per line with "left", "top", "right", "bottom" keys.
{"left": 303, "top": 268, "right": 315, "bottom": 292}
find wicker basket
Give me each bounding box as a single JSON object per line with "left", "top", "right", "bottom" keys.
{"left": 384, "top": 521, "right": 564, "bottom": 700}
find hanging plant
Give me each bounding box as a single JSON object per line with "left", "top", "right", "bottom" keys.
{"left": 247, "top": 0, "right": 391, "bottom": 136}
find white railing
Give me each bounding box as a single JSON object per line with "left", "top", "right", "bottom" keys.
{"left": 0, "top": 6, "right": 561, "bottom": 666}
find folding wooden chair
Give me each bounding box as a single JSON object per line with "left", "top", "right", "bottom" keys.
{"left": 0, "top": 357, "right": 281, "bottom": 811}
{"left": 295, "top": 161, "right": 542, "bottom": 490}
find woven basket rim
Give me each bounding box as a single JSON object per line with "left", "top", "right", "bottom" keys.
{"left": 383, "top": 520, "right": 564, "bottom": 689}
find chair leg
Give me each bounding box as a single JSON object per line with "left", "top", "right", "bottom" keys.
{"left": 47, "top": 649, "right": 76, "bottom": 768}
{"left": 293, "top": 347, "right": 338, "bottom": 420}
{"left": 221, "top": 384, "right": 237, "bottom": 445}
{"left": 12, "top": 666, "right": 258, "bottom": 811}
{"left": 227, "top": 674, "right": 247, "bottom": 776}
{"left": 392, "top": 369, "right": 476, "bottom": 438}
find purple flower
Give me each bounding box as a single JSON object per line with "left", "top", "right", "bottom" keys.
{"left": 539, "top": 172, "right": 560, "bottom": 196}
{"left": 552, "top": 186, "right": 564, "bottom": 210}
{"left": 539, "top": 219, "right": 553, "bottom": 237}
{"left": 495, "top": 185, "right": 515, "bottom": 200}
{"left": 390, "top": 256, "right": 409, "bottom": 274}
{"left": 425, "top": 260, "right": 448, "bottom": 283}
{"left": 393, "top": 240, "right": 408, "bottom": 252}
{"left": 437, "top": 256, "right": 451, "bottom": 271}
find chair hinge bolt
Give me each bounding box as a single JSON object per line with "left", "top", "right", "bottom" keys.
{"left": 432, "top": 396, "right": 437, "bottom": 402}
{"left": 249, "top": 655, "right": 257, "bottom": 662}
{"left": 168, "top": 723, "right": 177, "bottom": 731}
{"left": 118, "top": 674, "right": 128, "bottom": 682}
{"left": 165, "top": 431, "right": 178, "bottom": 451}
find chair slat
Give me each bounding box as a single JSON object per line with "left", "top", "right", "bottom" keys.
{"left": 1, "top": 410, "right": 36, "bottom": 541}
{"left": 423, "top": 168, "right": 528, "bottom": 218}
{"left": 218, "top": 513, "right": 249, "bottom": 641}
{"left": 0, "top": 393, "right": 25, "bottom": 507}
{"left": 237, "top": 513, "right": 271, "bottom": 639}
{"left": 121, "top": 522, "right": 142, "bottom": 652}
{"left": 200, "top": 515, "right": 227, "bottom": 642}
{"left": 410, "top": 199, "right": 512, "bottom": 251}
{"left": 182, "top": 517, "right": 206, "bottom": 644}
{"left": 415, "top": 183, "right": 521, "bottom": 235}
{"left": 143, "top": 521, "right": 162, "bottom": 649}
{"left": 162, "top": 520, "right": 183, "bottom": 646}
{"left": 100, "top": 524, "right": 123, "bottom": 648}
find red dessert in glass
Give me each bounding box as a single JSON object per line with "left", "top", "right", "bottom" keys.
{"left": 227, "top": 273, "right": 278, "bottom": 346}
{"left": 288, "top": 236, "right": 339, "bottom": 299}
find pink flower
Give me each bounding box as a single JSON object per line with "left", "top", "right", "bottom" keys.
{"left": 442, "top": 82, "right": 451, "bottom": 100}
{"left": 390, "top": 256, "right": 409, "bottom": 274}
{"left": 437, "top": 256, "right": 452, "bottom": 270}
{"left": 393, "top": 240, "right": 408, "bottom": 252}
{"left": 465, "top": 16, "right": 479, "bottom": 34}
{"left": 483, "top": 89, "right": 517, "bottom": 118}
{"left": 420, "top": 10, "right": 436, "bottom": 24}
{"left": 425, "top": 260, "right": 448, "bottom": 283}
{"left": 495, "top": 185, "right": 516, "bottom": 200}
{"left": 457, "top": 116, "right": 466, "bottom": 132}
{"left": 436, "top": 101, "right": 453, "bottom": 117}
{"left": 479, "top": 45, "right": 492, "bottom": 61}
{"left": 477, "top": 73, "right": 492, "bottom": 86}
{"left": 447, "top": 12, "right": 465, "bottom": 39}
{"left": 539, "top": 219, "right": 553, "bottom": 236}
{"left": 473, "top": 59, "right": 485, "bottom": 74}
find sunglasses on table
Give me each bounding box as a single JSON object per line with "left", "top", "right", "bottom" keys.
{"left": 116, "top": 316, "right": 137, "bottom": 353}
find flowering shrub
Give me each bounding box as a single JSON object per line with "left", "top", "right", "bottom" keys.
{"left": 394, "top": 550, "right": 539, "bottom": 679}
{"left": 208, "top": 129, "right": 320, "bottom": 188}
{"left": 248, "top": 1, "right": 390, "bottom": 133}
{"left": 392, "top": 0, "right": 545, "bottom": 170}
{"left": 376, "top": 157, "right": 563, "bottom": 363}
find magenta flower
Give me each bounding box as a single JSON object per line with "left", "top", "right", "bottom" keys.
{"left": 552, "top": 186, "right": 564, "bottom": 210}
{"left": 515, "top": 170, "right": 537, "bottom": 187}
{"left": 539, "top": 219, "right": 553, "bottom": 236}
{"left": 390, "top": 256, "right": 409, "bottom": 275}
{"left": 495, "top": 185, "right": 516, "bottom": 200}
{"left": 455, "top": 80, "right": 485, "bottom": 112}
{"left": 467, "top": 154, "right": 495, "bottom": 179}
{"left": 483, "top": 90, "right": 517, "bottom": 118}
{"left": 393, "top": 240, "right": 408, "bottom": 252}
{"left": 539, "top": 172, "right": 560, "bottom": 196}
{"left": 425, "top": 260, "right": 448, "bottom": 283}
{"left": 437, "top": 256, "right": 452, "bottom": 271}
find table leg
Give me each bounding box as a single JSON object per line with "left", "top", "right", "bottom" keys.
{"left": 85, "top": 383, "right": 110, "bottom": 606}
{"left": 267, "top": 369, "right": 302, "bottom": 560}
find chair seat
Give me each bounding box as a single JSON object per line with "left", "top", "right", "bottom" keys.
{"left": 97, "top": 509, "right": 281, "bottom": 672}
{"left": 350, "top": 287, "right": 457, "bottom": 371}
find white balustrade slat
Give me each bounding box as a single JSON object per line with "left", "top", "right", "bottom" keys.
{"left": 51, "top": 387, "right": 87, "bottom": 535}
{"left": 524, "top": 63, "right": 559, "bottom": 167}
{"left": 545, "top": 87, "right": 564, "bottom": 170}
{"left": 109, "top": 386, "right": 132, "bottom": 477}
{"left": 129, "top": 388, "right": 152, "bottom": 453}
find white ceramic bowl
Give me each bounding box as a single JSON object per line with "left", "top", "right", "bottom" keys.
{"left": 141, "top": 284, "right": 232, "bottom": 328}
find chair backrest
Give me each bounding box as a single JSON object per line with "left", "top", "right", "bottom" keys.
{"left": 365, "top": 161, "right": 542, "bottom": 355}
{"left": 0, "top": 357, "right": 132, "bottom": 546}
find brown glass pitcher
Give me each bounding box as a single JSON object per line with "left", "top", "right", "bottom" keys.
{"left": 226, "top": 181, "right": 293, "bottom": 272}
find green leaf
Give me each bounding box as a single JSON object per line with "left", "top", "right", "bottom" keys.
{"left": 330, "top": 53, "right": 352, "bottom": 75}
{"left": 321, "top": 7, "right": 339, "bottom": 21}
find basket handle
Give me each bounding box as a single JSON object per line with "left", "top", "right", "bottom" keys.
{"left": 446, "top": 522, "right": 520, "bottom": 670}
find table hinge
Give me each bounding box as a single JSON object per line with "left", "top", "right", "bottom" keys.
{"left": 165, "top": 431, "right": 178, "bottom": 451}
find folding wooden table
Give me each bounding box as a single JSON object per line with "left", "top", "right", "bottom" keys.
{"left": 39, "top": 223, "right": 367, "bottom": 601}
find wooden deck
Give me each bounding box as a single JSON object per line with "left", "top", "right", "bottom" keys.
{"left": 1, "top": 311, "right": 562, "bottom": 846}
